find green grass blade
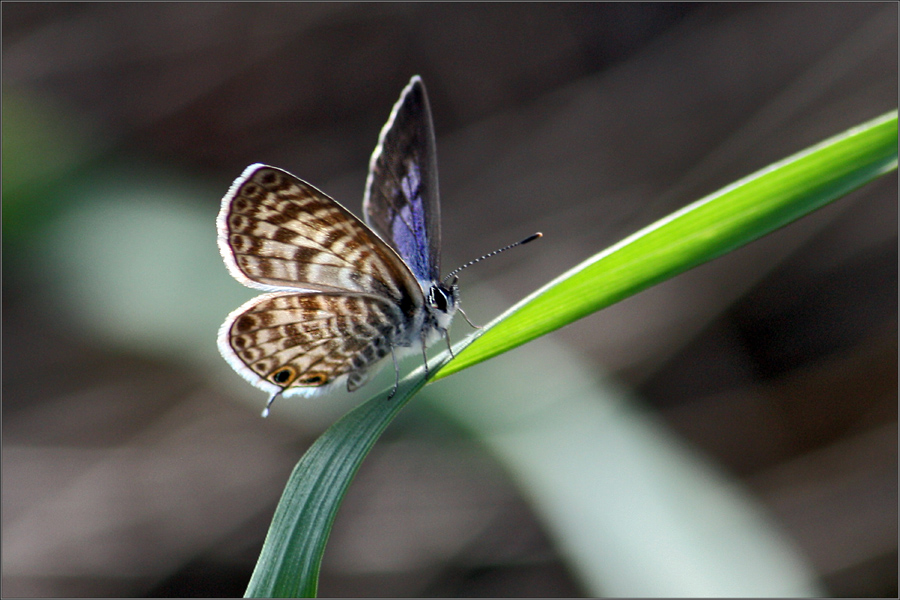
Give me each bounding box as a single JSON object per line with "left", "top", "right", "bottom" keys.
{"left": 243, "top": 350, "right": 467, "bottom": 597}
{"left": 245, "top": 111, "right": 896, "bottom": 597}
{"left": 434, "top": 110, "right": 898, "bottom": 380}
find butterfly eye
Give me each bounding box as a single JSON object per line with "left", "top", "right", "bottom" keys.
{"left": 429, "top": 286, "right": 450, "bottom": 312}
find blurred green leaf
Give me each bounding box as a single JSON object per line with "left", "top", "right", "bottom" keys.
{"left": 2, "top": 90, "right": 99, "bottom": 246}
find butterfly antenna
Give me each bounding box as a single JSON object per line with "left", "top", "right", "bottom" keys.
{"left": 444, "top": 232, "right": 542, "bottom": 283}
{"left": 261, "top": 390, "right": 282, "bottom": 418}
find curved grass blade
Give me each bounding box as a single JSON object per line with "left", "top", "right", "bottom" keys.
{"left": 434, "top": 110, "right": 898, "bottom": 380}
{"left": 246, "top": 110, "right": 896, "bottom": 597}
{"left": 243, "top": 346, "right": 466, "bottom": 598}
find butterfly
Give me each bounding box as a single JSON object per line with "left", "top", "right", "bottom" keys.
{"left": 217, "top": 76, "right": 459, "bottom": 416}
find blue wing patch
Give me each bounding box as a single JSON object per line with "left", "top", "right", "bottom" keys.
{"left": 390, "top": 159, "right": 431, "bottom": 282}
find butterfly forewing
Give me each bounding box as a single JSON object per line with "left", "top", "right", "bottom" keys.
{"left": 218, "top": 164, "right": 421, "bottom": 301}
{"left": 363, "top": 76, "right": 441, "bottom": 283}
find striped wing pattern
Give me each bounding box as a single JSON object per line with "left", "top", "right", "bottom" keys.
{"left": 221, "top": 292, "right": 402, "bottom": 394}
{"left": 219, "top": 165, "right": 420, "bottom": 299}
{"left": 216, "top": 164, "right": 424, "bottom": 396}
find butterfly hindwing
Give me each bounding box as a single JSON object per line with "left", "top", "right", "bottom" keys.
{"left": 218, "top": 291, "right": 404, "bottom": 396}
{"left": 363, "top": 76, "right": 441, "bottom": 284}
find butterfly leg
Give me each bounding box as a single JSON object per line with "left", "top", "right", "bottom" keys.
{"left": 443, "top": 329, "right": 455, "bottom": 358}
{"left": 458, "top": 306, "right": 482, "bottom": 329}
{"left": 420, "top": 329, "right": 431, "bottom": 376}
{"left": 387, "top": 344, "right": 400, "bottom": 400}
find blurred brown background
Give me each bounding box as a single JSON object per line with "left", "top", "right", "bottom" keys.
{"left": 2, "top": 3, "right": 896, "bottom": 597}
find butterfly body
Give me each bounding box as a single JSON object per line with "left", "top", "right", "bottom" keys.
{"left": 217, "top": 77, "right": 457, "bottom": 405}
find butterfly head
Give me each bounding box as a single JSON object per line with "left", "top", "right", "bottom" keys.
{"left": 426, "top": 278, "right": 459, "bottom": 333}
